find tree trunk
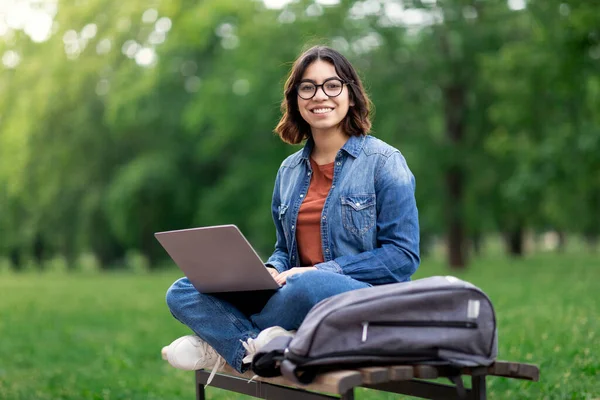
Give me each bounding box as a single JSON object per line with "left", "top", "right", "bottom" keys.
{"left": 556, "top": 231, "right": 566, "bottom": 253}
{"left": 447, "top": 167, "right": 467, "bottom": 268}
{"left": 471, "top": 231, "right": 482, "bottom": 256}
{"left": 10, "top": 249, "right": 21, "bottom": 270}
{"left": 585, "top": 233, "right": 598, "bottom": 253}
{"left": 505, "top": 227, "right": 524, "bottom": 256}
{"left": 34, "top": 234, "right": 44, "bottom": 268}
{"left": 444, "top": 84, "right": 467, "bottom": 269}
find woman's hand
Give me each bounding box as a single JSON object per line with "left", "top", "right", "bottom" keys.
{"left": 266, "top": 267, "right": 279, "bottom": 278}
{"left": 274, "top": 267, "right": 317, "bottom": 285}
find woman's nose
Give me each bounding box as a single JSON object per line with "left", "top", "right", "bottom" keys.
{"left": 313, "top": 86, "right": 329, "bottom": 100}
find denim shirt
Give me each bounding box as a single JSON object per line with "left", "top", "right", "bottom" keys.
{"left": 266, "top": 134, "right": 420, "bottom": 285}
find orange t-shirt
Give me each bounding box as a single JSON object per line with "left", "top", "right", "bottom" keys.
{"left": 296, "top": 158, "right": 334, "bottom": 267}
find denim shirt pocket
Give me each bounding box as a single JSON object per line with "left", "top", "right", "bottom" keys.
{"left": 341, "top": 194, "right": 376, "bottom": 236}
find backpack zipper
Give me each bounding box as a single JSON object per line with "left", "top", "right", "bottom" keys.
{"left": 361, "top": 320, "right": 478, "bottom": 342}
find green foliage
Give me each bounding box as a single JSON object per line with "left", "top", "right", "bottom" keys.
{"left": 0, "top": 257, "right": 14, "bottom": 275}
{"left": 44, "top": 255, "right": 70, "bottom": 275}
{"left": 125, "top": 249, "right": 151, "bottom": 274}
{"left": 0, "top": 0, "right": 599, "bottom": 268}
{"left": 20, "top": 257, "right": 40, "bottom": 273}
{"left": 74, "top": 252, "right": 102, "bottom": 274}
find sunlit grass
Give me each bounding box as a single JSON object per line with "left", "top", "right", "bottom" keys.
{"left": 0, "top": 251, "right": 598, "bottom": 399}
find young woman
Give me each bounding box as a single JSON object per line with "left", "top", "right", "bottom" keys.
{"left": 162, "top": 46, "right": 420, "bottom": 383}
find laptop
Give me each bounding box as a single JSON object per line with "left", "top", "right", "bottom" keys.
{"left": 155, "top": 224, "right": 280, "bottom": 293}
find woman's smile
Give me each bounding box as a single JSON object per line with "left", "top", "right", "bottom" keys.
{"left": 311, "top": 107, "right": 334, "bottom": 115}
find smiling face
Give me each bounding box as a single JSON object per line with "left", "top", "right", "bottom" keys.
{"left": 297, "top": 60, "right": 353, "bottom": 137}
{"left": 275, "top": 46, "right": 372, "bottom": 145}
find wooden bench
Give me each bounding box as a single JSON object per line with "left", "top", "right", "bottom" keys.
{"left": 195, "top": 361, "right": 539, "bottom": 400}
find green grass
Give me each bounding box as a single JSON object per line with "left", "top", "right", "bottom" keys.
{"left": 0, "top": 253, "right": 598, "bottom": 399}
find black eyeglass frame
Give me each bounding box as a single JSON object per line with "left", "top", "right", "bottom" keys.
{"left": 296, "top": 77, "right": 350, "bottom": 100}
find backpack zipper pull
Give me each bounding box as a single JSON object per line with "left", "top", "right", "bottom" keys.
{"left": 361, "top": 322, "right": 369, "bottom": 342}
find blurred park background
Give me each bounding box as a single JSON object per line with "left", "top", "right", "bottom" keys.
{"left": 0, "top": 0, "right": 598, "bottom": 399}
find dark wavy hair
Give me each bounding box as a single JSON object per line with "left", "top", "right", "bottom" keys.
{"left": 274, "top": 46, "right": 372, "bottom": 144}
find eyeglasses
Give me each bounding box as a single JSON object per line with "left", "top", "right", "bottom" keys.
{"left": 296, "top": 77, "right": 347, "bottom": 100}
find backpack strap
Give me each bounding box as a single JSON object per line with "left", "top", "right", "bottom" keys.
{"left": 445, "top": 366, "right": 467, "bottom": 400}
{"left": 251, "top": 336, "right": 293, "bottom": 377}
{"left": 280, "top": 359, "right": 319, "bottom": 384}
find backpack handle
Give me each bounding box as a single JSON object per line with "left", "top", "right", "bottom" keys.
{"left": 250, "top": 336, "right": 293, "bottom": 377}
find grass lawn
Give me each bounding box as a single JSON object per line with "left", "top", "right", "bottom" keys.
{"left": 0, "top": 252, "right": 598, "bottom": 399}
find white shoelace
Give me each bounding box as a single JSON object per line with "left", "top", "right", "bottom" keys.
{"left": 205, "top": 338, "right": 259, "bottom": 386}
{"left": 240, "top": 337, "right": 260, "bottom": 364}
{"left": 205, "top": 354, "right": 224, "bottom": 387}
{"left": 204, "top": 356, "right": 225, "bottom": 387}
{"left": 195, "top": 339, "right": 224, "bottom": 387}
{"left": 240, "top": 338, "right": 262, "bottom": 384}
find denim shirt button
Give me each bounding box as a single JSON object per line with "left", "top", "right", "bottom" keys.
{"left": 336, "top": 162, "right": 341, "bottom": 166}
{"left": 291, "top": 225, "right": 295, "bottom": 230}
{"left": 300, "top": 194, "right": 304, "bottom": 198}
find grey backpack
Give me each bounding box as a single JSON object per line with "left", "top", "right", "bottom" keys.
{"left": 252, "top": 276, "right": 498, "bottom": 384}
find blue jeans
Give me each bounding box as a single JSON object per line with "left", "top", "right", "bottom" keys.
{"left": 166, "top": 270, "right": 370, "bottom": 372}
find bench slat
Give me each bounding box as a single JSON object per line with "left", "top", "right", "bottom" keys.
{"left": 358, "top": 367, "right": 389, "bottom": 384}
{"left": 310, "top": 370, "right": 364, "bottom": 394}
{"left": 461, "top": 361, "right": 539, "bottom": 381}
{"left": 389, "top": 365, "right": 414, "bottom": 381}
{"left": 414, "top": 365, "right": 439, "bottom": 379}
{"left": 217, "top": 365, "right": 363, "bottom": 394}
{"left": 488, "top": 361, "right": 540, "bottom": 381}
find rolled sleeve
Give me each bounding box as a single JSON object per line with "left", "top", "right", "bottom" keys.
{"left": 314, "top": 260, "right": 343, "bottom": 274}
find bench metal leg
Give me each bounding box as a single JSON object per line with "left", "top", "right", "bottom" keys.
{"left": 470, "top": 375, "right": 486, "bottom": 400}
{"left": 196, "top": 378, "right": 205, "bottom": 400}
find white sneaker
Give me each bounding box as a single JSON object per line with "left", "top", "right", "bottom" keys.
{"left": 161, "top": 335, "right": 225, "bottom": 385}
{"left": 241, "top": 326, "right": 295, "bottom": 364}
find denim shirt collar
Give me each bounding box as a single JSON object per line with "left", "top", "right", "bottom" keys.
{"left": 301, "top": 134, "right": 366, "bottom": 160}
{"left": 300, "top": 138, "right": 314, "bottom": 160}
